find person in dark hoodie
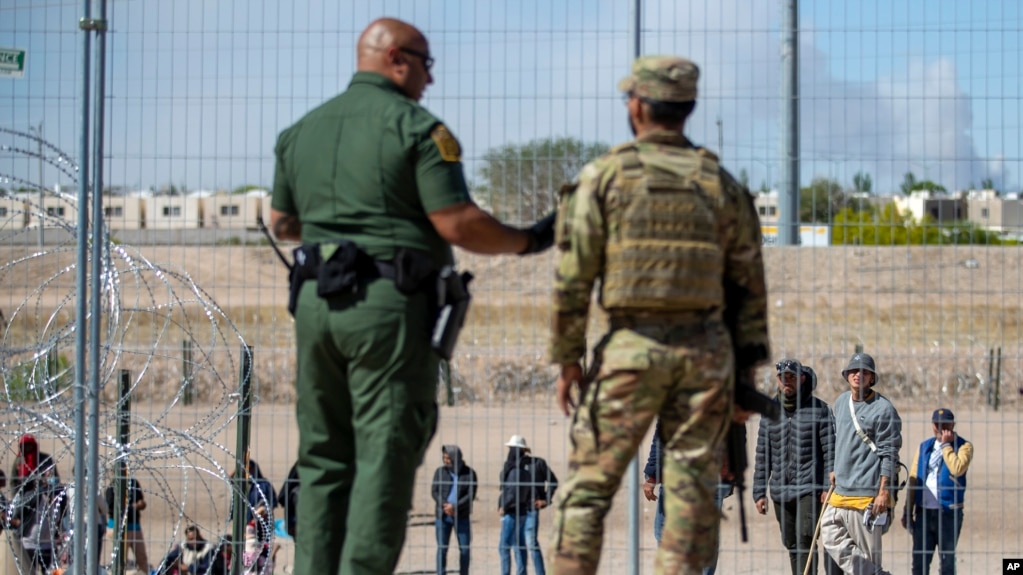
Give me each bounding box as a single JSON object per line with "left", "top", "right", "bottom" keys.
{"left": 10, "top": 434, "right": 58, "bottom": 495}
{"left": 498, "top": 435, "right": 557, "bottom": 575}
{"left": 753, "top": 358, "right": 840, "bottom": 575}
{"left": 229, "top": 459, "right": 277, "bottom": 524}
{"left": 430, "top": 445, "right": 477, "bottom": 575}
{"left": 643, "top": 418, "right": 733, "bottom": 575}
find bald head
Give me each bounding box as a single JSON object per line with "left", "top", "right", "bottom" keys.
{"left": 355, "top": 18, "right": 433, "bottom": 100}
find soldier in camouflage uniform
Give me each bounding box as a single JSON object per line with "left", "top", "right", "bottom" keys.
{"left": 548, "top": 56, "right": 770, "bottom": 575}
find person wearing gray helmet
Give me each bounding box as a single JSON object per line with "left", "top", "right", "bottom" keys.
{"left": 821, "top": 353, "right": 902, "bottom": 575}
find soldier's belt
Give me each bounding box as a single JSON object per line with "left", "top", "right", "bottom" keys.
{"left": 608, "top": 309, "right": 722, "bottom": 342}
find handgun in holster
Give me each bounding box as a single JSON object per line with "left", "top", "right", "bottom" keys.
{"left": 431, "top": 266, "right": 473, "bottom": 360}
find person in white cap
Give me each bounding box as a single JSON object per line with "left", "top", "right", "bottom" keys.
{"left": 498, "top": 435, "right": 558, "bottom": 575}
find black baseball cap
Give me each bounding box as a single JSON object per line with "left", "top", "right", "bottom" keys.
{"left": 932, "top": 408, "right": 955, "bottom": 424}
{"left": 776, "top": 358, "right": 802, "bottom": 375}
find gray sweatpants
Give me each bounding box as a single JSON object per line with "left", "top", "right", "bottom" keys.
{"left": 820, "top": 506, "right": 890, "bottom": 575}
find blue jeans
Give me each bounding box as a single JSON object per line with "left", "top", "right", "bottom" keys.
{"left": 912, "top": 507, "right": 963, "bottom": 575}
{"left": 654, "top": 482, "right": 731, "bottom": 575}
{"left": 436, "top": 515, "right": 471, "bottom": 575}
{"left": 524, "top": 509, "right": 546, "bottom": 575}
{"left": 500, "top": 513, "right": 526, "bottom": 575}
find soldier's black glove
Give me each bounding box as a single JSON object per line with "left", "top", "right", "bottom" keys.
{"left": 519, "top": 212, "right": 556, "bottom": 255}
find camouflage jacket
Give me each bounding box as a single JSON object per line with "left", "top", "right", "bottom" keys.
{"left": 549, "top": 130, "right": 770, "bottom": 367}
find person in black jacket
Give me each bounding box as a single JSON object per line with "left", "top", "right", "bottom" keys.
{"left": 498, "top": 435, "right": 557, "bottom": 575}
{"left": 753, "top": 359, "right": 839, "bottom": 575}
{"left": 277, "top": 462, "right": 299, "bottom": 539}
{"left": 430, "top": 445, "right": 477, "bottom": 575}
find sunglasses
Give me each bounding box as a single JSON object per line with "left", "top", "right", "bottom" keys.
{"left": 775, "top": 360, "right": 800, "bottom": 373}
{"left": 399, "top": 47, "right": 435, "bottom": 72}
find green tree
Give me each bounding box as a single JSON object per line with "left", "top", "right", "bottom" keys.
{"left": 980, "top": 177, "right": 996, "bottom": 191}
{"left": 831, "top": 203, "right": 1015, "bottom": 246}
{"left": 232, "top": 184, "right": 267, "bottom": 195}
{"left": 758, "top": 181, "right": 770, "bottom": 194}
{"left": 899, "top": 172, "right": 917, "bottom": 195}
{"left": 852, "top": 171, "right": 872, "bottom": 193}
{"left": 910, "top": 180, "right": 947, "bottom": 193}
{"left": 476, "top": 137, "right": 609, "bottom": 222}
{"left": 739, "top": 168, "right": 750, "bottom": 190}
{"left": 800, "top": 177, "right": 845, "bottom": 223}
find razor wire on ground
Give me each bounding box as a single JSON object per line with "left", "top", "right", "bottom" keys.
{"left": 1, "top": 128, "right": 276, "bottom": 575}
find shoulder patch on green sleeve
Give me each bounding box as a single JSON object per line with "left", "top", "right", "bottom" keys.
{"left": 430, "top": 124, "right": 462, "bottom": 162}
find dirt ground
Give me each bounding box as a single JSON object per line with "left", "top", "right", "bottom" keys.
{"left": 3, "top": 243, "right": 1023, "bottom": 573}
{"left": 2, "top": 401, "right": 1018, "bottom": 575}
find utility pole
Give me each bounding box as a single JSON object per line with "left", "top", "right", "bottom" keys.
{"left": 31, "top": 121, "right": 44, "bottom": 247}
{"left": 717, "top": 116, "right": 723, "bottom": 159}
{"left": 779, "top": 0, "right": 800, "bottom": 245}
{"left": 626, "top": 3, "right": 641, "bottom": 572}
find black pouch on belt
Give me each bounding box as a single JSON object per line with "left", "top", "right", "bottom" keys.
{"left": 316, "top": 240, "right": 361, "bottom": 298}
{"left": 392, "top": 247, "right": 437, "bottom": 295}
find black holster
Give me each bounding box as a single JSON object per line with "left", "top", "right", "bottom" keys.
{"left": 431, "top": 266, "right": 473, "bottom": 360}
{"left": 287, "top": 244, "right": 321, "bottom": 316}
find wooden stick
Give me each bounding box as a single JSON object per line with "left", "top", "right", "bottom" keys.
{"left": 804, "top": 485, "right": 836, "bottom": 575}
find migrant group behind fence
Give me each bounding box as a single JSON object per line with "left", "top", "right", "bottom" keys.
{"left": 0, "top": 451, "right": 290, "bottom": 575}
{"left": 641, "top": 354, "right": 972, "bottom": 575}
{"left": 417, "top": 352, "right": 972, "bottom": 575}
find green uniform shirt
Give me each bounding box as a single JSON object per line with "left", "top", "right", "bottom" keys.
{"left": 272, "top": 71, "right": 471, "bottom": 267}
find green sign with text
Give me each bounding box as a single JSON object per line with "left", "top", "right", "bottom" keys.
{"left": 0, "top": 48, "right": 26, "bottom": 79}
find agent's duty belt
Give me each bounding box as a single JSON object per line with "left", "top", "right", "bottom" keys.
{"left": 286, "top": 240, "right": 473, "bottom": 360}
{"left": 288, "top": 241, "right": 438, "bottom": 315}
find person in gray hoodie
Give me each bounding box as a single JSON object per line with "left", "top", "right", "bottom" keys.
{"left": 820, "top": 353, "right": 902, "bottom": 575}
{"left": 753, "top": 359, "right": 839, "bottom": 575}
{"left": 430, "top": 445, "right": 477, "bottom": 575}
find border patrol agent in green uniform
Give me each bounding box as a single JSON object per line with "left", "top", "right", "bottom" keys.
{"left": 270, "top": 18, "right": 555, "bottom": 575}
{"left": 549, "top": 56, "right": 771, "bottom": 575}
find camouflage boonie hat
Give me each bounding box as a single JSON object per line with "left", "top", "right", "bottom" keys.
{"left": 617, "top": 55, "right": 699, "bottom": 103}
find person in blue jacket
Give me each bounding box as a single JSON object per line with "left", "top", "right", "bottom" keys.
{"left": 901, "top": 408, "right": 973, "bottom": 575}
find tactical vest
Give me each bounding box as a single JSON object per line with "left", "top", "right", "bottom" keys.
{"left": 600, "top": 143, "right": 726, "bottom": 311}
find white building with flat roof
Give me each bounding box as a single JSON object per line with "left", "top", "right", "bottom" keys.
{"left": 205, "top": 193, "right": 262, "bottom": 229}
{"left": 893, "top": 190, "right": 965, "bottom": 223}
{"left": 145, "top": 196, "right": 202, "bottom": 230}
{"left": 102, "top": 195, "right": 145, "bottom": 230}
{"left": 964, "top": 189, "right": 1023, "bottom": 234}
{"left": 0, "top": 197, "right": 28, "bottom": 230}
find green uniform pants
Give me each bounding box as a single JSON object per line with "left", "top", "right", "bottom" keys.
{"left": 293, "top": 279, "right": 439, "bottom": 575}
{"left": 551, "top": 319, "right": 733, "bottom": 575}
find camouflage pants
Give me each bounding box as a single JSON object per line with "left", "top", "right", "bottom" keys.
{"left": 551, "top": 321, "right": 733, "bottom": 575}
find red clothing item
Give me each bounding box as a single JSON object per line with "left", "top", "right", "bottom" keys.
{"left": 17, "top": 434, "right": 39, "bottom": 479}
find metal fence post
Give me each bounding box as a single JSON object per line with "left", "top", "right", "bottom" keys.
{"left": 994, "top": 347, "right": 1001, "bottom": 411}
{"left": 231, "top": 345, "right": 254, "bottom": 575}
{"left": 112, "top": 369, "right": 131, "bottom": 575}
{"left": 182, "top": 339, "right": 194, "bottom": 405}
